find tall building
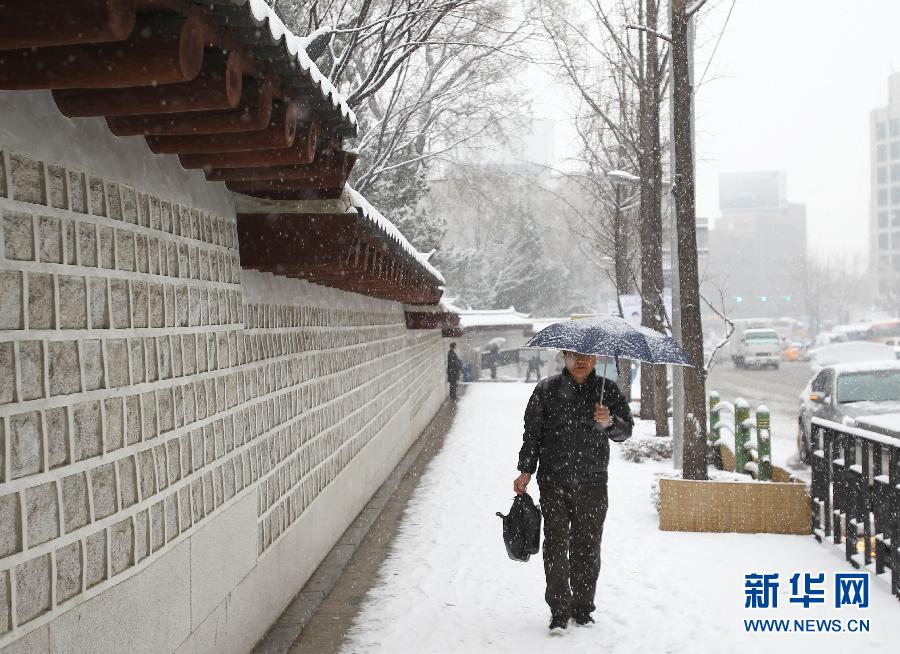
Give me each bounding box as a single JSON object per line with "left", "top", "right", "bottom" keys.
{"left": 870, "top": 73, "right": 900, "bottom": 311}
{"left": 705, "top": 171, "right": 807, "bottom": 319}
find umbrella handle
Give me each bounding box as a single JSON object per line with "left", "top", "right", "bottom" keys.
{"left": 600, "top": 376, "right": 605, "bottom": 407}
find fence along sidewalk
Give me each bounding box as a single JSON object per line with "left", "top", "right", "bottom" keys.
{"left": 810, "top": 417, "right": 900, "bottom": 602}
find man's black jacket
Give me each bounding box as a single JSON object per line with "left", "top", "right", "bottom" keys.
{"left": 447, "top": 349, "right": 462, "bottom": 380}
{"left": 518, "top": 368, "right": 633, "bottom": 486}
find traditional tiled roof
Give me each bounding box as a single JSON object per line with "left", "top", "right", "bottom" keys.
{"left": 346, "top": 186, "right": 446, "bottom": 286}
{"left": 209, "top": 0, "right": 356, "bottom": 136}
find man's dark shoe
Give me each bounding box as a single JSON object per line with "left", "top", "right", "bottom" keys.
{"left": 573, "top": 611, "right": 594, "bottom": 626}
{"left": 549, "top": 615, "right": 569, "bottom": 632}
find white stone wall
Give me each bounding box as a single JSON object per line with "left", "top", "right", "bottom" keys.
{"left": 0, "top": 96, "right": 446, "bottom": 653}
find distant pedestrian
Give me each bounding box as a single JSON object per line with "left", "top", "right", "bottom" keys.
{"left": 525, "top": 352, "right": 544, "bottom": 382}
{"left": 447, "top": 342, "right": 463, "bottom": 400}
{"left": 488, "top": 342, "right": 500, "bottom": 380}
{"left": 513, "top": 350, "right": 633, "bottom": 633}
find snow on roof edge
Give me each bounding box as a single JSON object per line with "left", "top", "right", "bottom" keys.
{"left": 345, "top": 186, "right": 446, "bottom": 285}
{"left": 238, "top": 0, "right": 357, "bottom": 128}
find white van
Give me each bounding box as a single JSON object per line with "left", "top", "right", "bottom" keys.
{"left": 733, "top": 328, "right": 781, "bottom": 369}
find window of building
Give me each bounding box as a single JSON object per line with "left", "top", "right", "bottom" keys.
{"left": 877, "top": 121, "right": 888, "bottom": 139}
{"left": 892, "top": 119, "right": 900, "bottom": 136}
{"left": 880, "top": 233, "right": 889, "bottom": 249}
{"left": 878, "top": 144, "right": 887, "bottom": 161}
{"left": 878, "top": 166, "right": 888, "bottom": 183}
{"left": 879, "top": 188, "right": 889, "bottom": 206}
{"left": 893, "top": 231, "right": 900, "bottom": 249}
{"left": 894, "top": 209, "right": 900, "bottom": 226}
{"left": 892, "top": 164, "right": 900, "bottom": 182}
{"left": 891, "top": 187, "right": 900, "bottom": 204}
{"left": 881, "top": 278, "right": 891, "bottom": 295}
{"left": 894, "top": 254, "right": 900, "bottom": 271}
{"left": 880, "top": 254, "right": 891, "bottom": 271}
{"left": 880, "top": 211, "right": 889, "bottom": 228}
{"left": 891, "top": 141, "right": 900, "bottom": 159}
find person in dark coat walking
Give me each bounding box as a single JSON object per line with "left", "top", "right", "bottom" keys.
{"left": 513, "top": 351, "right": 633, "bottom": 632}
{"left": 447, "top": 342, "right": 463, "bottom": 400}
{"left": 525, "top": 352, "right": 544, "bottom": 382}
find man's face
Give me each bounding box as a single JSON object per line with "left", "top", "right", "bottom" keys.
{"left": 563, "top": 351, "right": 596, "bottom": 382}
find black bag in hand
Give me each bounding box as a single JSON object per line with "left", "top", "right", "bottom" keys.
{"left": 495, "top": 493, "right": 542, "bottom": 562}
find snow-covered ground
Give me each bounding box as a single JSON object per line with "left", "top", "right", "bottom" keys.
{"left": 340, "top": 383, "right": 900, "bottom": 654}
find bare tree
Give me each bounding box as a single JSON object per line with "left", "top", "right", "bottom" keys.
{"left": 539, "top": 0, "right": 670, "bottom": 433}
{"left": 670, "top": 0, "right": 708, "bottom": 480}
{"left": 268, "top": 0, "right": 536, "bottom": 203}
{"left": 805, "top": 254, "right": 871, "bottom": 331}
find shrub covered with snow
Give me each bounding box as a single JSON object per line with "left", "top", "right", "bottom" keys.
{"left": 619, "top": 435, "right": 674, "bottom": 463}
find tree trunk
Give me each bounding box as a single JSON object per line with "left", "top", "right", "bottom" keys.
{"left": 637, "top": 0, "right": 654, "bottom": 422}
{"left": 613, "top": 186, "right": 633, "bottom": 402}
{"left": 647, "top": 0, "right": 668, "bottom": 437}
{"left": 638, "top": 0, "right": 669, "bottom": 436}
{"left": 671, "top": 0, "right": 707, "bottom": 480}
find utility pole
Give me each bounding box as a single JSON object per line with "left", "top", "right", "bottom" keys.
{"left": 670, "top": 0, "right": 707, "bottom": 480}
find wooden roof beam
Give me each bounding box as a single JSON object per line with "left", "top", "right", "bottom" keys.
{"left": 0, "top": 15, "right": 206, "bottom": 90}
{"left": 179, "top": 122, "right": 318, "bottom": 169}
{"left": 106, "top": 75, "right": 278, "bottom": 136}
{"left": 230, "top": 187, "right": 345, "bottom": 201}
{"left": 0, "top": 0, "right": 137, "bottom": 50}
{"left": 146, "top": 101, "right": 303, "bottom": 154}
{"left": 53, "top": 49, "right": 243, "bottom": 117}
{"left": 204, "top": 150, "right": 355, "bottom": 182}
{"left": 225, "top": 173, "right": 346, "bottom": 193}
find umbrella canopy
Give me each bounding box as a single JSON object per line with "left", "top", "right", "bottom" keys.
{"left": 524, "top": 316, "right": 693, "bottom": 367}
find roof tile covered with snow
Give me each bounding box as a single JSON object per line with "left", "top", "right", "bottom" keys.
{"left": 346, "top": 186, "right": 445, "bottom": 285}
{"left": 457, "top": 307, "right": 532, "bottom": 329}
{"left": 208, "top": 0, "right": 357, "bottom": 135}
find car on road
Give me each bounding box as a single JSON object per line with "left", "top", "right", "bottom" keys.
{"left": 808, "top": 341, "right": 897, "bottom": 374}
{"left": 796, "top": 360, "right": 900, "bottom": 463}
{"left": 732, "top": 328, "right": 781, "bottom": 369}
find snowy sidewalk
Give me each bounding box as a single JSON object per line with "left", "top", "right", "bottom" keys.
{"left": 337, "top": 383, "right": 900, "bottom": 654}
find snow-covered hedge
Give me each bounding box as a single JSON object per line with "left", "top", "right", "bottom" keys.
{"left": 619, "top": 435, "right": 674, "bottom": 463}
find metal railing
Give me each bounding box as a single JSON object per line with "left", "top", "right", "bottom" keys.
{"left": 810, "top": 417, "right": 900, "bottom": 602}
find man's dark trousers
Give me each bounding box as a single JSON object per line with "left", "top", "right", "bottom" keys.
{"left": 539, "top": 481, "right": 609, "bottom": 619}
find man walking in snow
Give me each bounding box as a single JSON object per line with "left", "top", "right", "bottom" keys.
{"left": 513, "top": 351, "right": 633, "bottom": 632}
{"left": 525, "top": 352, "right": 544, "bottom": 382}
{"left": 447, "top": 342, "right": 463, "bottom": 400}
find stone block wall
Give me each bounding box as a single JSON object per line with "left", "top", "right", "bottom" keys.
{"left": 0, "top": 139, "right": 446, "bottom": 652}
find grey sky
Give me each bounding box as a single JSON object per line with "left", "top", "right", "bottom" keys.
{"left": 522, "top": 0, "right": 900, "bottom": 261}
{"left": 694, "top": 0, "right": 900, "bottom": 259}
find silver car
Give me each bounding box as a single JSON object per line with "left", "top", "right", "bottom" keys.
{"left": 796, "top": 360, "right": 900, "bottom": 463}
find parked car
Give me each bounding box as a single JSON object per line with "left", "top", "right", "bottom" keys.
{"left": 813, "top": 331, "right": 849, "bottom": 348}
{"left": 731, "top": 328, "right": 780, "bottom": 369}
{"left": 808, "top": 341, "right": 897, "bottom": 374}
{"left": 796, "top": 360, "right": 900, "bottom": 463}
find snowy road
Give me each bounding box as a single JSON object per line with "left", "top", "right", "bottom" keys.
{"left": 339, "top": 383, "right": 900, "bottom": 654}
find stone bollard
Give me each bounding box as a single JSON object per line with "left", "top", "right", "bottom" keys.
{"left": 734, "top": 398, "right": 751, "bottom": 475}
{"left": 756, "top": 405, "right": 771, "bottom": 481}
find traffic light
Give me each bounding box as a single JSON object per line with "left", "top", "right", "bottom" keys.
{"left": 760, "top": 295, "right": 767, "bottom": 302}
{"left": 783, "top": 295, "right": 792, "bottom": 301}
{"left": 735, "top": 296, "right": 743, "bottom": 303}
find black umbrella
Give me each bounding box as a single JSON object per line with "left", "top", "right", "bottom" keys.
{"left": 525, "top": 315, "right": 693, "bottom": 403}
